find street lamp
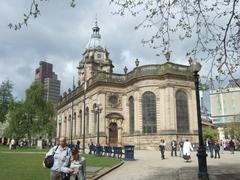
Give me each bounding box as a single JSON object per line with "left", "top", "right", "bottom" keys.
{"left": 191, "top": 59, "right": 209, "bottom": 180}
{"left": 95, "top": 103, "right": 103, "bottom": 155}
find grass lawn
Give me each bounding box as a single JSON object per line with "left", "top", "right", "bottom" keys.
{"left": 0, "top": 145, "right": 121, "bottom": 180}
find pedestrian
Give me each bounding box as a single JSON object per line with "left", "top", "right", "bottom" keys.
{"left": 9, "top": 138, "right": 15, "bottom": 150}
{"left": 229, "top": 139, "right": 235, "bottom": 154}
{"left": 171, "top": 140, "right": 177, "bottom": 156}
{"left": 208, "top": 139, "right": 214, "bottom": 158}
{"left": 159, "top": 139, "right": 166, "bottom": 160}
{"left": 76, "top": 140, "right": 81, "bottom": 151}
{"left": 214, "top": 140, "right": 220, "bottom": 159}
{"left": 179, "top": 140, "right": 184, "bottom": 157}
{"left": 220, "top": 139, "right": 224, "bottom": 154}
{"left": 43, "top": 136, "right": 73, "bottom": 180}
{"left": 183, "top": 139, "right": 193, "bottom": 162}
{"left": 67, "top": 147, "right": 85, "bottom": 180}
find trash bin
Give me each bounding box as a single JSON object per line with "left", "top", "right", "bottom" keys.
{"left": 124, "top": 145, "right": 135, "bottom": 160}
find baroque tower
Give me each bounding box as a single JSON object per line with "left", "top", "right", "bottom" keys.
{"left": 78, "top": 20, "right": 114, "bottom": 84}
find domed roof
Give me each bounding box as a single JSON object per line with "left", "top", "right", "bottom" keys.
{"left": 86, "top": 20, "right": 104, "bottom": 50}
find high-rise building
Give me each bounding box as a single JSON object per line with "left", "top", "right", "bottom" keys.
{"left": 210, "top": 79, "right": 240, "bottom": 124}
{"left": 35, "top": 61, "right": 61, "bottom": 104}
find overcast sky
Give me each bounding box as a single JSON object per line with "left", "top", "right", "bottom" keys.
{"left": 0, "top": 0, "right": 212, "bottom": 102}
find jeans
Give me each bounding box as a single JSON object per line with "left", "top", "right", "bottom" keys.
{"left": 171, "top": 148, "right": 177, "bottom": 156}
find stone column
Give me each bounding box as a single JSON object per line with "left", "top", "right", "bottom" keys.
{"left": 159, "top": 88, "right": 166, "bottom": 132}
{"left": 164, "top": 87, "right": 176, "bottom": 132}
{"left": 135, "top": 91, "right": 142, "bottom": 133}
{"left": 122, "top": 94, "right": 128, "bottom": 134}
{"left": 99, "top": 93, "right": 106, "bottom": 133}
{"left": 75, "top": 109, "right": 79, "bottom": 137}
{"left": 189, "top": 89, "right": 198, "bottom": 133}
{"left": 89, "top": 102, "right": 94, "bottom": 136}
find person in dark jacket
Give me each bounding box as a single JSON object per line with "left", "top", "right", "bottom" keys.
{"left": 179, "top": 140, "right": 184, "bottom": 157}
{"left": 171, "top": 140, "right": 177, "bottom": 157}
{"left": 208, "top": 139, "right": 214, "bottom": 158}
{"left": 214, "top": 140, "right": 220, "bottom": 159}
{"left": 229, "top": 139, "right": 235, "bottom": 154}
{"left": 159, "top": 139, "right": 166, "bottom": 160}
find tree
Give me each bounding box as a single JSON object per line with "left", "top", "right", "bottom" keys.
{"left": 110, "top": 0, "right": 240, "bottom": 83}
{"left": 24, "top": 81, "right": 56, "bottom": 140}
{"left": 0, "top": 80, "right": 13, "bottom": 123}
{"left": 224, "top": 115, "right": 240, "bottom": 139}
{"left": 3, "top": 101, "right": 28, "bottom": 140}
{"left": 4, "top": 81, "right": 56, "bottom": 142}
{"left": 202, "top": 126, "right": 218, "bottom": 142}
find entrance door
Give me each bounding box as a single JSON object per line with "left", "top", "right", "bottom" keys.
{"left": 109, "top": 122, "right": 118, "bottom": 145}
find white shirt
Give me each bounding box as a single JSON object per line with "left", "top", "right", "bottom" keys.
{"left": 183, "top": 141, "right": 193, "bottom": 156}
{"left": 45, "top": 146, "right": 71, "bottom": 173}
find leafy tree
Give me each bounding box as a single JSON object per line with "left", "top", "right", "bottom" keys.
{"left": 24, "top": 81, "right": 56, "bottom": 140}
{"left": 0, "top": 80, "right": 13, "bottom": 123}
{"left": 202, "top": 126, "right": 218, "bottom": 142}
{"left": 110, "top": 0, "right": 240, "bottom": 83}
{"left": 3, "top": 101, "right": 28, "bottom": 140}
{"left": 224, "top": 115, "right": 240, "bottom": 139}
{"left": 4, "top": 81, "right": 56, "bottom": 142}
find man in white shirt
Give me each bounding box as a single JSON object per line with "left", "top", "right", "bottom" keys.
{"left": 44, "top": 137, "right": 73, "bottom": 180}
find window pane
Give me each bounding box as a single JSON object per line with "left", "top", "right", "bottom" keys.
{"left": 142, "top": 92, "right": 157, "bottom": 133}
{"left": 176, "top": 91, "right": 189, "bottom": 133}
{"left": 129, "top": 96, "right": 134, "bottom": 134}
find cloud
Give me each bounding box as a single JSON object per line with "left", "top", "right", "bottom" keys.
{"left": 0, "top": 0, "right": 213, "bottom": 102}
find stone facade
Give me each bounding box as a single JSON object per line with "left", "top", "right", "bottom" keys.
{"left": 56, "top": 22, "right": 199, "bottom": 150}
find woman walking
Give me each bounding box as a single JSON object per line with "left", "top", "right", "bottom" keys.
{"left": 183, "top": 139, "right": 193, "bottom": 162}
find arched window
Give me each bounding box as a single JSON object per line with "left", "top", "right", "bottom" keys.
{"left": 176, "top": 90, "right": 189, "bottom": 133}
{"left": 93, "top": 104, "right": 97, "bottom": 134}
{"left": 129, "top": 96, "right": 134, "bottom": 134}
{"left": 64, "top": 116, "right": 67, "bottom": 136}
{"left": 68, "top": 115, "right": 71, "bottom": 138}
{"left": 73, "top": 112, "right": 76, "bottom": 137}
{"left": 58, "top": 122, "right": 62, "bottom": 137}
{"left": 86, "top": 107, "right": 89, "bottom": 135}
{"left": 79, "top": 110, "right": 82, "bottom": 136}
{"left": 142, "top": 91, "right": 157, "bottom": 133}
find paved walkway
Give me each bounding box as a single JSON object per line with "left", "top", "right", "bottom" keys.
{"left": 99, "top": 150, "right": 240, "bottom": 180}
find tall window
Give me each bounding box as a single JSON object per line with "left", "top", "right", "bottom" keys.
{"left": 68, "top": 115, "right": 71, "bottom": 138}
{"left": 58, "top": 123, "right": 62, "bottom": 137}
{"left": 129, "top": 96, "right": 135, "bottom": 134}
{"left": 142, "top": 91, "right": 157, "bottom": 133}
{"left": 176, "top": 90, "right": 189, "bottom": 133}
{"left": 86, "top": 107, "right": 89, "bottom": 135}
{"left": 79, "top": 110, "right": 82, "bottom": 136}
{"left": 64, "top": 116, "right": 67, "bottom": 136}
{"left": 93, "top": 104, "right": 97, "bottom": 134}
{"left": 73, "top": 112, "right": 76, "bottom": 137}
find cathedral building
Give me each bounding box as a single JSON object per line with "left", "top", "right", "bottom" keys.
{"left": 56, "top": 21, "right": 199, "bottom": 149}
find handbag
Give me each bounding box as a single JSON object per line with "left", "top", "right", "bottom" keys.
{"left": 44, "top": 146, "right": 59, "bottom": 168}
{"left": 61, "top": 172, "right": 70, "bottom": 180}
{"left": 183, "top": 154, "right": 190, "bottom": 160}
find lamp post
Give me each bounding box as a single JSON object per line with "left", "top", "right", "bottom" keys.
{"left": 192, "top": 60, "right": 209, "bottom": 180}
{"left": 95, "top": 103, "right": 102, "bottom": 155}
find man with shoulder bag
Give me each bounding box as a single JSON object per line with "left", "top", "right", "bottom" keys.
{"left": 43, "top": 137, "right": 73, "bottom": 180}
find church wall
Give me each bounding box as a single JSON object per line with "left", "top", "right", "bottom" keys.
{"left": 57, "top": 71, "right": 199, "bottom": 150}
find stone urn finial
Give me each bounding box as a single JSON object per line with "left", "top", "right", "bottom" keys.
{"left": 135, "top": 58, "right": 140, "bottom": 67}
{"left": 164, "top": 51, "right": 171, "bottom": 62}
{"left": 124, "top": 66, "right": 128, "bottom": 74}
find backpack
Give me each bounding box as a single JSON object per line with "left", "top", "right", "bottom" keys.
{"left": 44, "top": 145, "right": 59, "bottom": 169}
